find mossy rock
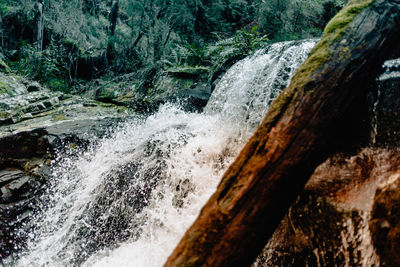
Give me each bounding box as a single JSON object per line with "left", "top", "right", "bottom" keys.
{"left": 94, "top": 80, "right": 136, "bottom": 106}
{"left": 96, "top": 86, "right": 118, "bottom": 101}
{"left": 0, "top": 72, "right": 26, "bottom": 97}
{"left": 148, "top": 73, "right": 211, "bottom": 111}
{"left": 153, "top": 75, "right": 195, "bottom": 97}
{"left": 0, "top": 80, "right": 11, "bottom": 96}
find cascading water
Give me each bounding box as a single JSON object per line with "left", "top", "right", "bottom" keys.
{"left": 7, "top": 39, "right": 317, "bottom": 267}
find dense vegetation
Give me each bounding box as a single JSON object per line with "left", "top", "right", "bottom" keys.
{"left": 0, "top": 0, "right": 345, "bottom": 94}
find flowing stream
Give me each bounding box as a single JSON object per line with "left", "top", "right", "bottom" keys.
{"left": 10, "top": 39, "right": 317, "bottom": 267}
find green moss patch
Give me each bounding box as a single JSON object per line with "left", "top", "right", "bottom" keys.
{"left": 0, "top": 81, "right": 11, "bottom": 96}
{"left": 53, "top": 114, "right": 65, "bottom": 121}
{"left": 324, "top": 0, "right": 375, "bottom": 37}
{"left": 293, "top": 0, "right": 375, "bottom": 89}
{"left": 262, "top": 0, "right": 375, "bottom": 128}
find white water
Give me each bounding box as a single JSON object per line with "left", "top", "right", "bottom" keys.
{"left": 378, "top": 58, "right": 400, "bottom": 81}
{"left": 11, "top": 39, "right": 316, "bottom": 267}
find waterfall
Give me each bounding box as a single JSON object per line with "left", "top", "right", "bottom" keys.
{"left": 8, "top": 39, "right": 317, "bottom": 267}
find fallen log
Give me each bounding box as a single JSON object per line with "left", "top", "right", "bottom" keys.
{"left": 164, "top": 0, "right": 400, "bottom": 266}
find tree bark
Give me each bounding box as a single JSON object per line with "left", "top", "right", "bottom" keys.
{"left": 164, "top": 0, "right": 400, "bottom": 266}
{"left": 106, "top": 0, "right": 119, "bottom": 63}
{"left": 109, "top": 0, "right": 119, "bottom": 37}
{"left": 34, "top": 0, "right": 44, "bottom": 51}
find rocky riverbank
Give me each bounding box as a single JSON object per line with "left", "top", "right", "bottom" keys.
{"left": 0, "top": 61, "right": 223, "bottom": 259}
{"left": 0, "top": 72, "right": 133, "bottom": 258}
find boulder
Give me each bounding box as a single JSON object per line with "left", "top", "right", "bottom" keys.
{"left": 150, "top": 70, "right": 211, "bottom": 112}
{"left": 0, "top": 167, "right": 40, "bottom": 258}
{"left": 255, "top": 148, "right": 400, "bottom": 266}
{"left": 369, "top": 172, "right": 400, "bottom": 266}
{"left": 26, "top": 82, "right": 42, "bottom": 92}
{"left": 80, "top": 65, "right": 214, "bottom": 113}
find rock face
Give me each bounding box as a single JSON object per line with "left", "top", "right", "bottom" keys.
{"left": 375, "top": 58, "right": 400, "bottom": 147}
{"left": 81, "top": 66, "right": 212, "bottom": 113}
{"left": 370, "top": 172, "right": 400, "bottom": 267}
{"left": 254, "top": 149, "right": 400, "bottom": 266}
{"left": 151, "top": 66, "right": 211, "bottom": 112}
{"left": 253, "top": 59, "right": 400, "bottom": 266}
{"left": 0, "top": 71, "right": 134, "bottom": 258}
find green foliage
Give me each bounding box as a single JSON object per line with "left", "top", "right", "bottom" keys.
{"left": 233, "top": 25, "right": 269, "bottom": 55}
{"left": 47, "top": 78, "right": 70, "bottom": 92}
{"left": 0, "top": 58, "right": 11, "bottom": 73}
{"left": 0, "top": 0, "right": 345, "bottom": 96}
{"left": 175, "top": 25, "right": 268, "bottom": 68}
{"left": 0, "top": 3, "right": 12, "bottom": 15}
{"left": 182, "top": 43, "right": 207, "bottom": 66}
{"left": 10, "top": 43, "right": 38, "bottom": 77}
{"left": 9, "top": 39, "right": 81, "bottom": 93}
{"left": 0, "top": 0, "right": 35, "bottom": 18}
{"left": 256, "top": 0, "right": 346, "bottom": 41}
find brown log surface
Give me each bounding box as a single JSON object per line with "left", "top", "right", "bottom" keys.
{"left": 165, "top": 0, "right": 400, "bottom": 266}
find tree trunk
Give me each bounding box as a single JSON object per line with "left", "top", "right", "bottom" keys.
{"left": 164, "top": 0, "right": 400, "bottom": 266}
{"left": 106, "top": 0, "right": 119, "bottom": 63}
{"left": 109, "top": 0, "right": 119, "bottom": 37}
{"left": 34, "top": 0, "right": 44, "bottom": 51}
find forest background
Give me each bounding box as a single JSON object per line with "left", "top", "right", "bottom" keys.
{"left": 0, "top": 0, "right": 345, "bottom": 98}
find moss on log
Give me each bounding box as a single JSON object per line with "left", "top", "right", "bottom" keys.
{"left": 165, "top": 0, "right": 400, "bottom": 266}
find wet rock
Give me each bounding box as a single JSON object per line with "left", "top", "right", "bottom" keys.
{"left": 375, "top": 58, "right": 400, "bottom": 147}
{"left": 177, "top": 82, "right": 211, "bottom": 111}
{"left": 255, "top": 149, "right": 400, "bottom": 266}
{"left": 0, "top": 197, "right": 34, "bottom": 258}
{"left": 43, "top": 117, "right": 125, "bottom": 148}
{"left": 4, "top": 129, "right": 48, "bottom": 152}
{"left": 0, "top": 71, "right": 135, "bottom": 258}
{"left": 1, "top": 176, "right": 31, "bottom": 203}
{"left": 254, "top": 58, "right": 400, "bottom": 266}
{"left": 148, "top": 67, "right": 211, "bottom": 112}
{"left": 255, "top": 195, "right": 369, "bottom": 267}
{"left": 81, "top": 66, "right": 213, "bottom": 113}
{"left": 0, "top": 169, "right": 24, "bottom": 187}
{"left": 369, "top": 173, "right": 400, "bottom": 267}
{"left": 0, "top": 168, "right": 39, "bottom": 258}
{"left": 0, "top": 129, "right": 50, "bottom": 162}
{"left": 26, "top": 82, "right": 42, "bottom": 92}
